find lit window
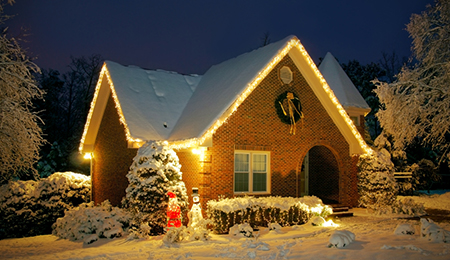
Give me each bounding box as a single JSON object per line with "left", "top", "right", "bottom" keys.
{"left": 234, "top": 151, "right": 270, "bottom": 193}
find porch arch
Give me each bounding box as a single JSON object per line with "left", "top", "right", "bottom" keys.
{"left": 297, "top": 143, "right": 342, "bottom": 204}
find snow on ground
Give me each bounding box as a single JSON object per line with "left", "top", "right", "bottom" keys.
{"left": 400, "top": 191, "right": 450, "bottom": 211}
{"left": 1, "top": 193, "right": 450, "bottom": 260}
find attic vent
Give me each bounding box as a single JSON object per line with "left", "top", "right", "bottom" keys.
{"left": 280, "top": 66, "right": 293, "bottom": 84}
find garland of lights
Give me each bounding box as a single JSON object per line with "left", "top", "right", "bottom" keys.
{"left": 80, "top": 37, "right": 373, "bottom": 156}
{"left": 275, "top": 91, "right": 303, "bottom": 125}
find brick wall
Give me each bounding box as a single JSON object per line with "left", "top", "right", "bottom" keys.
{"left": 93, "top": 94, "right": 137, "bottom": 206}
{"left": 179, "top": 55, "right": 359, "bottom": 206}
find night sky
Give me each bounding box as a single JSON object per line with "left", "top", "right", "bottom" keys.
{"left": 5, "top": 0, "right": 433, "bottom": 75}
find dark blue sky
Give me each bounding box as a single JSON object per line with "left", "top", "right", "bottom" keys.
{"left": 5, "top": 0, "right": 433, "bottom": 74}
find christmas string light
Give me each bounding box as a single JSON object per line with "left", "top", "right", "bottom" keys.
{"left": 80, "top": 37, "right": 372, "bottom": 156}
{"left": 79, "top": 63, "right": 143, "bottom": 154}
{"left": 169, "top": 37, "right": 372, "bottom": 155}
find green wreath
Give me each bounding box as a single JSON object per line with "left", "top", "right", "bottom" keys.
{"left": 275, "top": 91, "right": 303, "bottom": 125}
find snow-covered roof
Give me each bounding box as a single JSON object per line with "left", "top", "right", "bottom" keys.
{"left": 105, "top": 61, "right": 201, "bottom": 141}
{"left": 169, "top": 37, "right": 291, "bottom": 141}
{"left": 80, "top": 35, "right": 372, "bottom": 155}
{"left": 318, "top": 52, "right": 370, "bottom": 112}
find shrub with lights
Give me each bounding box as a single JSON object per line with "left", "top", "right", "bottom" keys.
{"left": 122, "top": 141, "right": 188, "bottom": 236}
{"left": 206, "top": 196, "right": 331, "bottom": 234}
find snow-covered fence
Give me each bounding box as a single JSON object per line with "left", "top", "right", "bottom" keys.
{"left": 0, "top": 172, "right": 91, "bottom": 239}
{"left": 393, "top": 172, "right": 412, "bottom": 179}
{"left": 206, "top": 196, "right": 332, "bottom": 234}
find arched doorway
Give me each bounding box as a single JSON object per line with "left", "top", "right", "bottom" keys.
{"left": 299, "top": 145, "right": 340, "bottom": 204}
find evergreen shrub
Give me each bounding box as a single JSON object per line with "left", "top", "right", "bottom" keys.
{"left": 0, "top": 172, "right": 90, "bottom": 238}
{"left": 206, "top": 196, "right": 331, "bottom": 234}
{"left": 122, "top": 141, "right": 188, "bottom": 236}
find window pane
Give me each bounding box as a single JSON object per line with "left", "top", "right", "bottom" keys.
{"left": 253, "top": 154, "right": 266, "bottom": 172}
{"left": 235, "top": 172, "right": 249, "bottom": 192}
{"left": 253, "top": 172, "right": 267, "bottom": 192}
{"left": 235, "top": 154, "right": 249, "bottom": 172}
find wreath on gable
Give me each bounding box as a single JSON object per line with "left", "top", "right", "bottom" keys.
{"left": 275, "top": 91, "right": 303, "bottom": 125}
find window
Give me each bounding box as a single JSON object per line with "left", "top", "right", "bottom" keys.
{"left": 234, "top": 151, "right": 270, "bottom": 194}
{"left": 280, "top": 66, "right": 293, "bottom": 84}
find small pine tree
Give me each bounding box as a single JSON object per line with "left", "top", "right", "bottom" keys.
{"left": 122, "top": 141, "right": 188, "bottom": 236}
{"left": 357, "top": 149, "right": 398, "bottom": 207}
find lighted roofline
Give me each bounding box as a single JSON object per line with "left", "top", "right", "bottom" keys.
{"left": 79, "top": 63, "right": 142, "bottom": 153}
{"left": 80, "top": 38, "right": 373, "bottom": 156}
{"left": 168, "top": 37, "right": 373, "bottom": 155}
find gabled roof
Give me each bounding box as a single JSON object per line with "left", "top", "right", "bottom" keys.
{"left": 80, "top": 35, "right": 372, "bottom": 156}
{"left": 79, "top": 61, "right": 201, "bottom": 152}
{"left": 319, "top": 52, "right": 370, "bottom": 113}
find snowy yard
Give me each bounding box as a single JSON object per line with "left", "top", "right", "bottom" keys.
{"left": 1, "top": 192, "right": 450, "bottom": 260}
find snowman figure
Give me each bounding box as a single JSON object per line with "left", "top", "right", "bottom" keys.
{"left": 188, "top": 187, "right": 203, "bottom": 229}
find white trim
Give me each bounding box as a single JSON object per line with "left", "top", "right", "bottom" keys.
{"left": 349, "top": 116, "right": 360, "bottom": 127}
{"left": 234, "top": 150, "right": 271, "bottom": 195}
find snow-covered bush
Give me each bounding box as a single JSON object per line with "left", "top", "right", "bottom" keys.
{"left": 207, "top": 196, "right": 331, "bottom": 234}
{"left": 370, "top": 197, "right": 426, "bottom": 216}
{"left": 373, "top": 133, "right": 415, "bottom": 196}
{"left": 229, "top": 223, "right": 254, "bottom": 237}
{"left": 0, "top": 172, "right": 90, "bottom": 239}
{"left": 420, "top": 218, "right": 450, "bottom": 243}
{"left": 163, "top": 223, "right": 212, "bottom": 244}
{"left": 309, "top": 216, "right": 326, "bottom": 226}
{"left": 52, "top": 201, "right": 131, "bottom": 244}
{"left": 328, "top": 230, "right": 355, "bottom": 248}
{"left": 357, "top": 149, "right": 398, "bottom": 208}
{"left": 122, "top": 141, "right": 188, "bottom": 236}
{"left": 163, "top": 226, "right": 187, "bottom": 243}
{"left": 410, "top": 159, "right": 441, "bottom": 191}
{"left": 394, "top": 223, "right": 415, "bottom": 235}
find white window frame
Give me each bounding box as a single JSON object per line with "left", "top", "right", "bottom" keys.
{"left": 234, "top": 150, "right": 271, "bottom": 194}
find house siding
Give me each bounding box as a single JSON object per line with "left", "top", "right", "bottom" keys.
{"left": 178, "top": 56, "right": 359, "bottom": 206}
{"left": 93, "top": 94, "right": 137, "bottom": 206}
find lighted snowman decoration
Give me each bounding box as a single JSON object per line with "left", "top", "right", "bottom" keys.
{"left": 188, "top": 187, "right": 203, "bottom": 228}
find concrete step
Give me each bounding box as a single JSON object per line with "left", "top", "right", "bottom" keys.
{"left": 327, "top": 204, "right": 354, "bottom": 218}
{"left": 329, "top": 211, "right": 354, "bottom": 218}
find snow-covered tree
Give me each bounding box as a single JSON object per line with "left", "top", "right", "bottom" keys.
{"left": 374, "top": 0, "right": 450, "bottom": 161}
{"left": 122, "top": 141, "right": 188, "bottom": 236}
{"left": 0, "top": 1, "right": 44, "bottom": 184}
{"left": 357, "top": 149, "right": 398, "bottom": 207}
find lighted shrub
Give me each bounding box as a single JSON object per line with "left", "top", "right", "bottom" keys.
{"left": 206, "top": 196, "right": 331, "bottom": 234}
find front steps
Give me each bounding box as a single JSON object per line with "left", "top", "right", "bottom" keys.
{"left": 327, "top": 204, "right": 354, "bottom": 218}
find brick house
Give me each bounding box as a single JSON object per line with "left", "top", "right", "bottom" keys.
{"left": 80, "top": 35, "right": 371, "bottom": 207}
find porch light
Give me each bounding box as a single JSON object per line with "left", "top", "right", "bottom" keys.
{"left": 192, "top": 147, "right": 206, "bottom": 162}
{"left": 83, "top": 153, "right": 93, "bottom": 160}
